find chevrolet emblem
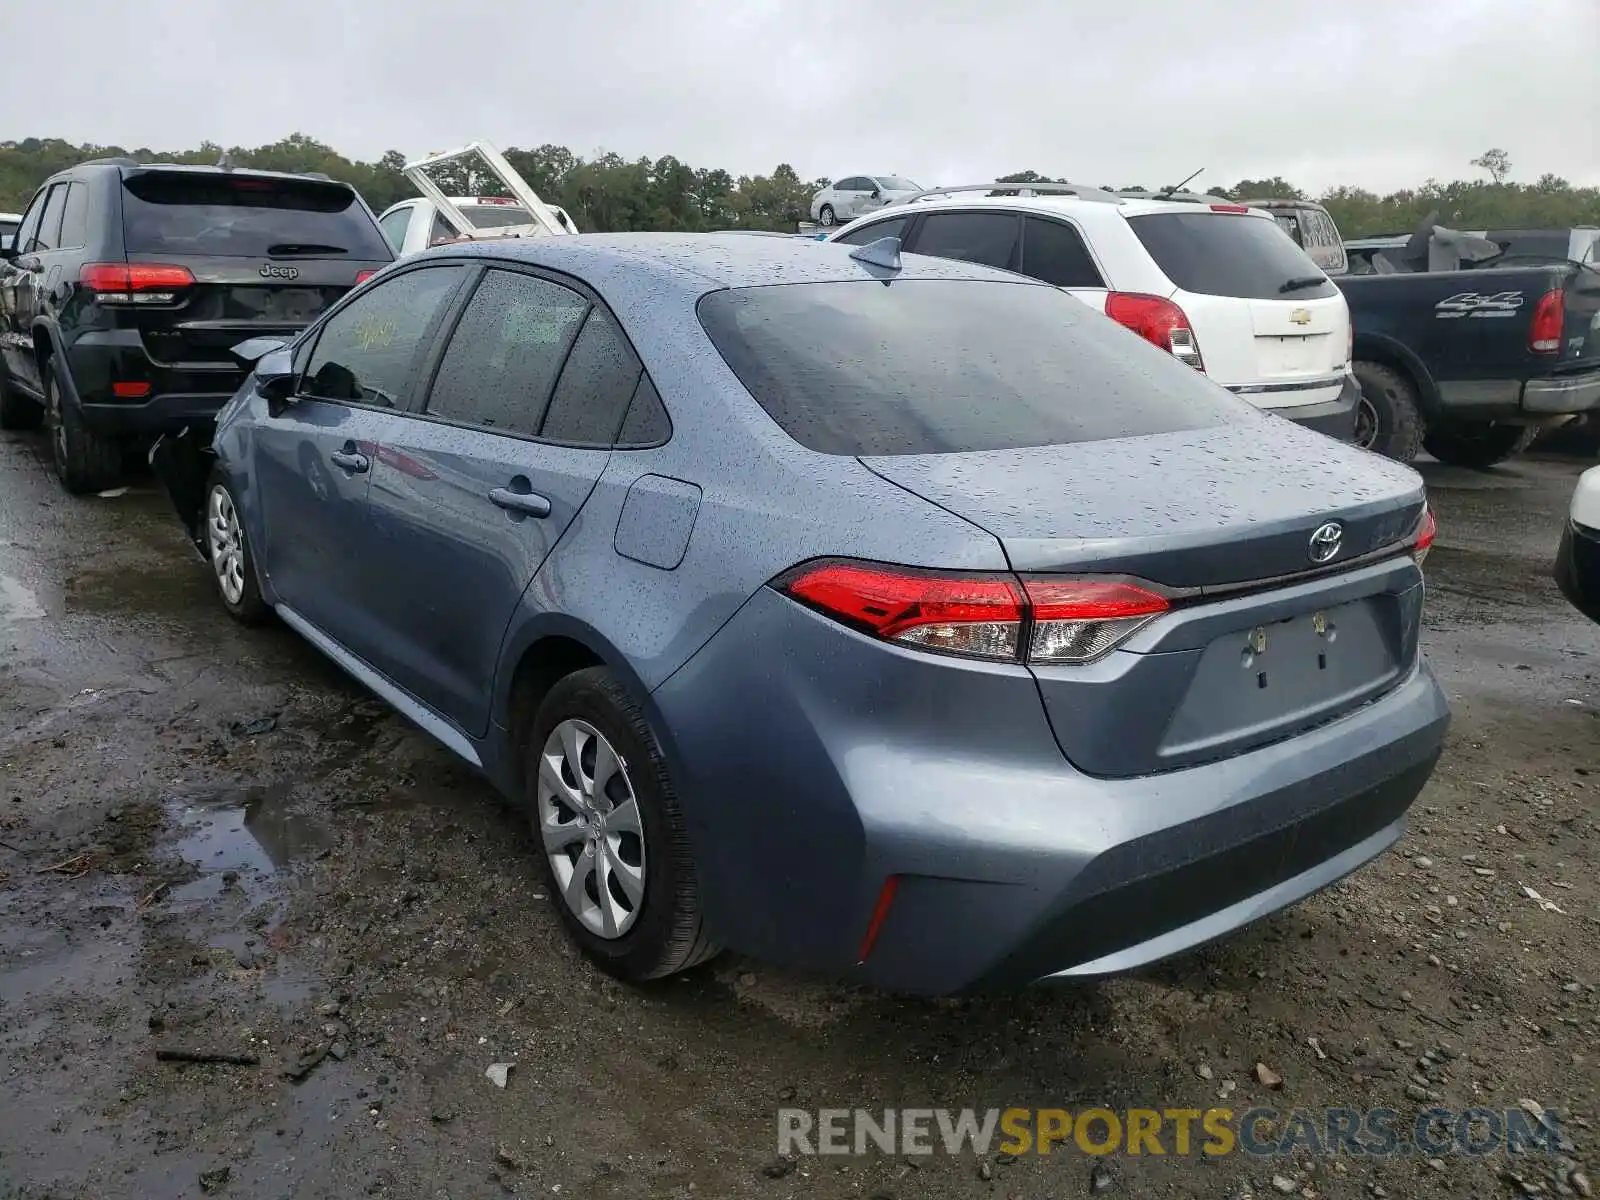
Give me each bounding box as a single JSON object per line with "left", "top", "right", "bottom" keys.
{"left": 1290, "top": 308, "right": 1312, "bottom": 326}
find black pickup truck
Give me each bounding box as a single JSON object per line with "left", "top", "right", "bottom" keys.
{"left": 1337, "top": 221, "right": 1600, "bottom": 467}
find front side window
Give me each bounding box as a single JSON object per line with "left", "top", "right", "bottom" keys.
{"left": 30, "top": 185, "right": 69, "bottom": 253}
{"left": 423, "top": 269, "right": 590, "bottom": 437}
{"left": 300, "top": 266, "right": 467, "bottom": 406}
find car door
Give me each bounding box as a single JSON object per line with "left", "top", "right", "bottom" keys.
{"left": 1, "top": 185, "right": 65, "bottom": 394}
{"left": 0, "top": 189, "right": 47, "bottom": 384}
{"left": 252, "top": 263, "right": 469, "bottom": 663}
{"left": 363, "top": 265, "right": 634, "bottom": 737}
{"left": 830, "top": 178, "right": 859, "bottom": 219}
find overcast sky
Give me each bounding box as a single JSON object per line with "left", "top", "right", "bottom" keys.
{"left": 5, "top": 0, "right": 1596, "bottom": 194}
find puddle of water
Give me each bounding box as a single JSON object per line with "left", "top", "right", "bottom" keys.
{"left": 0, "top": 573, "right": 45, "bottom": 621}
{"left": 165, "top": 784, "right": 330, "bottom": 908}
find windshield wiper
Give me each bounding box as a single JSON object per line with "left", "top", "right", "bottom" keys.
{"left": 267, "top": 243, "right": 348, "bottom": 256}
{"left": 1279, "top": 276, "right": 1327, "bottom": 294}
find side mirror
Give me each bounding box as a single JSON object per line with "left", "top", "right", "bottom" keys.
{"left": 254, "top": 346, "right": 298, "bottom": 404}
{"left": 230, "top": 335, "right": 290, "bottom": 367}
{"left": 870, "top": 188, "right": 881, "bottom": 200}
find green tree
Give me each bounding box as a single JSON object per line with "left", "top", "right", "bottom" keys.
{"left": 1471, "top": 148, "right": 1512, "bottom": 184}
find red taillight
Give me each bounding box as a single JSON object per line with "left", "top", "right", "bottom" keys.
{"left": 1024, "top": 579, "right": 1171, "bottom": 663}
{"left": 474, "top": 196, "right": 516, "bottom": 205}
{"left": 1105, "top": 292, "right": 1204, "bottom": 372}
{"left": 1209, "top": 203, "right": 1251, "bottom": 213}
{"left": 79, "top": 263, "right": 195, "bottom": 305}
{"left": 111, "top": 381, "right": 151, "bottom": 398}
{"left": 1529, "top": 289, "right": 1564, "bottom": 354}
{"left": 354, "top": 269, "right": 378, "bottom": 284}
{"left": 778, "top": 560, "right": 1169, "bottom": 665}
{"left": 1414, "top": 506, "right": 1436, "bottom": 565}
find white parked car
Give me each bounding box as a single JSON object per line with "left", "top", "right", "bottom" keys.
{"left": 829, "top": 184, "right": 1360, "bottom": 439}
{"left": 377, "top": 195, "right": 578, "bottom": 257}
{"left": 809, "top": 176, "right": 922, "bottom": 227}
{"left": 0, "top": 211, "right": 20, "bottom": 253}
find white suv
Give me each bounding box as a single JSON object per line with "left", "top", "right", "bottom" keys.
{"left": 828, "top": 185, "right": 1359, "bottom": 439}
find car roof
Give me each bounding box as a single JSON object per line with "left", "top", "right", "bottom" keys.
{"left": 112, "top": 163, "right": 358, "bottom": 188}
{"left": 841, "top": 193, "right": 1276, "bottom": 222}
{"left": 427, "top": 231, "right": 1049, "bottom": 298}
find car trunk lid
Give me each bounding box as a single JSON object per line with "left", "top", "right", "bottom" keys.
{"left": 860, "top": 419, "right": 1429, "bottom": 777}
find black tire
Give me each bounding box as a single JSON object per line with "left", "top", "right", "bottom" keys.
{"left": 1423, "top": 420, "right": 1540, "bottom": 470}
{"left": 818, "top": 204, "right": 836, "bottom": 227}
{"left": 45, "top": 364, "right": 121, "bottom": 494}
{"left": 202, "top": 469, "right": 271, "bottom": 625}
{"left": 525, "top": 667, "right": 719, "bottom": 982}
{"left": 1351, "top": 360, "right": 1424, "bottom": 464}
{"left": 0, "top": 372, "right": 43, "bottom": 431}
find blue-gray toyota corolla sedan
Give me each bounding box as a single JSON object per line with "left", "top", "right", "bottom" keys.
{"left": 152, "top": 233, "right": 1450, "bottom": 996}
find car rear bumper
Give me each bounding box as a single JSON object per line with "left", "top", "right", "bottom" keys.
{"left": 1258, "top": 374, "right": 1360, "bottom": 441}
{"left": 64, "top": 329, "right": 249, "bottom": 436}
{"left": 1436, "top": 369, "right": 1600, "bottom": 417}
{"left": 651, "top": 585, "right": 1450, "bottom": 996}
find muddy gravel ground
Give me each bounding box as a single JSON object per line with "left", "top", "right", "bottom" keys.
{"left": 1, "top": 428, "right": 1597, "bottom": 1200}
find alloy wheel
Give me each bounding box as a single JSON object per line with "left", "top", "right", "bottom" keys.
{"left": 206, "top": 485, "right": 246, "bottom": 606}
{"left": 536, "top": 718, "right": 646, "bottom": 939}
{"left": 47, "top": 379, "right": 66, "bottom": 467}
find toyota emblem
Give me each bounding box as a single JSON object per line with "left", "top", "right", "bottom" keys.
{"left": 1308, "top": 521, "right": 1343, "bottom": 564}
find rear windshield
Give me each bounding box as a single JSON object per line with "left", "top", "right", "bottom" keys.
{"left": 120, "top": 171, "right": 392, "bottom": 260}
{"left": 0, "top": 219, "right": 18, "bottom": 237}
{"left": 463, "top": 204, "right": 532, "bottom": 230}
{"left": 1129, "top": 212, "right": 1339, "bottom": 300}
{"left": 697, "top": 279, "right": 1256, "bottom": 456}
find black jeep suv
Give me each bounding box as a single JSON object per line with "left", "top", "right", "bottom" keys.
{"left": 0, "top": 159, "right": 394, "bottom": 491}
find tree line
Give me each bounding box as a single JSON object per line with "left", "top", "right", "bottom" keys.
{"left": 1, "top": 135, "right": 1595, "bottom": 239}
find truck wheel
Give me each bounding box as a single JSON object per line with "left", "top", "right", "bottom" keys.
{"left": 1423, "top": 420, "right": 1539, "bottom": 470}
{"left": 818, "top": 204, "right": 836, "bottom": 227}
{"left": 1351, "top": 361, "right": 1424, "bottom": 464}
{"left": 0, "top": 373, "right": 43, "bottom": 431}
{"left": 45, "top": 366, "right": 122, "bottom": 494}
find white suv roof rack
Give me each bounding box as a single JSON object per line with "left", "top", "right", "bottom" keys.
{"left": 888, "top": 182, "right": 1125, "bottom": 207}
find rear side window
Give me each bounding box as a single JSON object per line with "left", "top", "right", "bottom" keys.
{"left": 835, "top": 216, "right": 908, "bottom": 246}
{"left": 119, "top": 171, "right": 392, "bottom": 260}
{"left": 1129, "top": 212, "right": 1337, "bottom": 300}
{"left": 378, "top": 208, "right": 411, "bottom": 252}
{"left": 424, "top": 269, "right": 589, "bottom": 437}
{"left": 911, "top": 212, "right": 1019, "bottom": 271}
{"left": 541, "top": 306, "right": 642, "bottom": 445}
{"left": 617, "top": 375, "right": 671, "bottom": 447}
{"left": 58, "top": 183, "right": 89, "bottom": 249}
{"left": 698, "top": 280, "right": 1254, "bottom": 456}
{"left": 301, "top": 265, "right": 466, "bottom": 407}
{"left": 1021, "top": 216, "right": 1104, "bottom": 287}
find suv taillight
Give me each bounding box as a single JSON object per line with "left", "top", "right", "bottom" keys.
{"left": 777, "top": 560, "right": 1169, "bottom": 665}
{"left": 1529, "top": 289, "right": 1564, "bottom": 354}
{"left": 1105, "top": 292, "right": 1204, "bottom": 372}
{"left": 79, "top": 263, "right": 195, "bottom": 305}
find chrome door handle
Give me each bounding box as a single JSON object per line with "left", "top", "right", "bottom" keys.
{"left": 489, "top": 487, "right": 551, "bottom": 518}
{"left": 330, "top": 450, "right": 369, "bottom": 473}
